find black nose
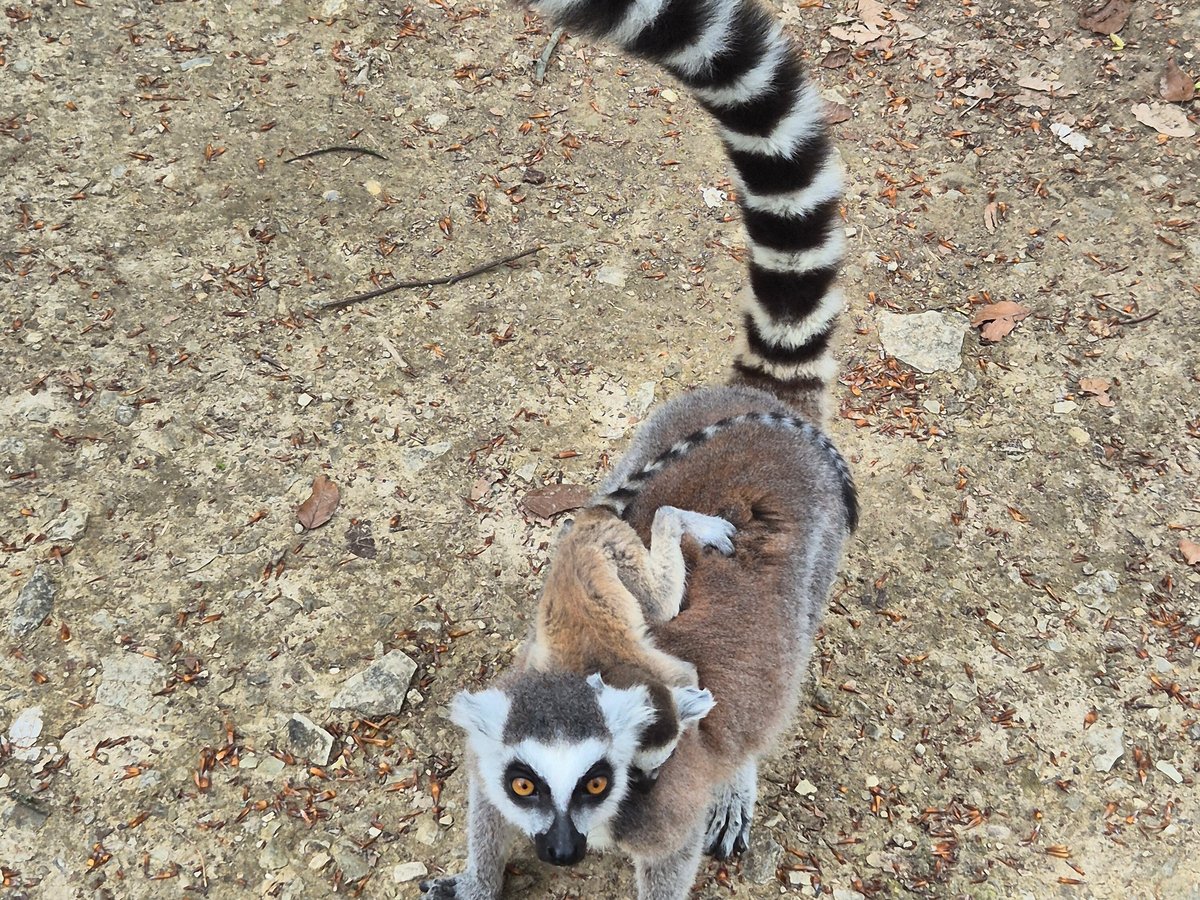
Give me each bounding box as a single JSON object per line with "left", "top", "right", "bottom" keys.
{"left": 535, "top": 815, "right": 587, "bottom": 867}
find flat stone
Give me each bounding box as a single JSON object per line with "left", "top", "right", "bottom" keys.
{"left": 741, "top": 836, "right": 782, "bottom": 884}
{"left": 331, "top": 840, "right": 370, "bottom": 882}
{"left": 1074, "top": 569, "right": 1119, "bottom": 597}
{"left": 46, "top": 508, "right": 89, "bottom": 543}
{"left": 1085, "top": 725, "right": 1124, "bottom": 773}
{"left": 392, "top": 861, "right": 428, "bottom": 883}
{"left": 95, "top": 653, "right": 165, "bottom": 709}
{"left": 877, "top": 310, "right": 969, "bottom": 374}
{"left": 286, "top": 714, "right": 334, "bottom": 765}
{"left": 330, "top": 650, "right": 418, "bottom": 716}
{"left": 399, "top": 442, "right": 453, "bottom": 476}
{"left": 257, "top": 756, "right": 286, "bottom": 778}
{"left": 8, "top": 707, "right": 43, "bottom": 762}
{"left": 9, "top": 568, "right": 56, "bottom": 636}
{"left": 4, "top": 797, "right": 50, "bottom": 831}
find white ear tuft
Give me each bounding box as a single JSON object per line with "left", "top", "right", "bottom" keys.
{"left": 449, "top": 688, "right": 510, "bottom": 743}
{"left": 673, "top": 685, "right": 715, "bottom": 728}
{"left": 591, "top": 677, "right": 655, "bottom": 742}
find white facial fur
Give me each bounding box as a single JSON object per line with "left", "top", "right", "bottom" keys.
{"left": 451, "top": 678, "right": 657, "bottom": 838}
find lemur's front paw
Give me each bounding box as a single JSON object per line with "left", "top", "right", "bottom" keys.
{"left": 419, "top": 874, "right": 493, "bottom": 900}
{"left": 677, "top": 510, "right": 737, "bottom": 556}
{"left": 419, "top": 875, "right": 458, "bottom": 899}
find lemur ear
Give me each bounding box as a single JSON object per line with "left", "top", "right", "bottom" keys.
{"left": 450, "top": 688, "right": 510, "bottom": 743}
{"left": 588, "top": 673, "right": 655, "bottom": 741}
{"left": 672, "top": 685, "right": 715, "bottom": 728}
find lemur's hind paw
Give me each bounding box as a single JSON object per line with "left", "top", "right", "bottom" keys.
{"left": 677, "top": 510, "right": 737, "bottom": 556}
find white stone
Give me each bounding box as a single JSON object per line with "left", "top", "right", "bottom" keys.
{"left": 793, "top": 778, "right": 817, "bottom": 796}
{"left": 1155, "top": 761, "right": 1183, "bottom": 784}
{"left": 392, "top": 862, "right": 428, "bottom": 883}
{"left": 331, "top": 650, "right": 419, "bottom": 716}
{"left": 877, "top": 310, "right": 969, "bottom": 373}
{"left": 1084, "top": 726, "right": 1124, "bottom": 773}
{"left": 8, "top": 707, "right": 43, "bottom": 762}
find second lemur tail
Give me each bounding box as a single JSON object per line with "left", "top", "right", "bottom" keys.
{"left": 528, "top": 0, "right": 845, "bottom": 423}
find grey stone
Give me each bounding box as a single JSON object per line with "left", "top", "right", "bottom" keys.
{"left": 741, "top": 835, "right": 782, "bottom": 884}
{"left": 46, "top": 508, "right": 89, "bottom": 543}
{"left": 1085, "top": 725, "right": 1125, "bottom": 773}
{"left": 877, "top": 310, "right": 969, "bottom": 374}
{"left": 260, "top": 833, "right": 291, "bottom": 871}
{"left": 4, "top": 797, "right": 50, "bottom": 831}
{"left": 95, "top": 653, "right": 165, "bottom": 709}
{"left": 399, "top": 441, "right": 453, "bottom": 476}
{"left": 331, "top": 840, "right": 371, "bottom": 882}
{"left": 114, "top": 404, "right": 137, "bottom": 426}
{"left": 10, "top": 568, "right": 56, "bottom": 636}
{"left": 392, "top": 862, "right": 428, "bottom": 883}
{"left": 286, "top": 714, "right": 334, "bottom": 765}
{"left": 330, "top": 650, "right": 418, "bottom": 716}
{"left": 1073, "top": 569, "right": 1119, "bottom": 597}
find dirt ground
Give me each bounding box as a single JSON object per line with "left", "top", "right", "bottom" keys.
{"left": 2, "top": 0, "right": 1198, "bottom": 897}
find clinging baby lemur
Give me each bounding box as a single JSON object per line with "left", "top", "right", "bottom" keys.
{"left": 421, "top": 0, "right": 858, "bottom": 894}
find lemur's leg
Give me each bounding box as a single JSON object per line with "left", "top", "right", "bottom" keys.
{"left": 420, "top": 775, "right": 514, "bottom": 900}
{"left": 703, "top": 759, "right": 758, "bottom": 859}
{"left": 639, "top": 506, "right": 736, "bottom": 623}
{"left": 633, "top": 827, "right": 706, "bottom": 900}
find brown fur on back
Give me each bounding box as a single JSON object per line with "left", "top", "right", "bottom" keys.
{"left": 529, "top": 507, "right": 694, "bottom": 690}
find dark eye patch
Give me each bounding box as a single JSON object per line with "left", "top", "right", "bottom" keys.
{"left": 573, "top": 760, "right": 614, "bottom": 803}
{"left": 504, "top": 762, "right": 544, "bottom": 802}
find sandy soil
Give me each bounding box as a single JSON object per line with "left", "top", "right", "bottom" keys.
{"left": 2, "top": 0, "right": 1198, "bottom": 898}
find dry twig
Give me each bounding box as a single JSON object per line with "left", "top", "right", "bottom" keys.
{"left": 321, "top": 246, "right": 544, "bottom": 311}
{"left": 284, "top": 146, "right": 388, "bottom": 163}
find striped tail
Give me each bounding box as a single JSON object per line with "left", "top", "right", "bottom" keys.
{"left": 593, "top": 412, "right": 858, "bottom": 532}
{"left": 528, "top": 0, "right": 845, "bottom": 422}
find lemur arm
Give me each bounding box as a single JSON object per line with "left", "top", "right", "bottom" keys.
{"left": 419, "top": 773, "right": 514, "bottom": 900}
{"left": 632, "top": 506, "right": 736, "bottom": 623}
{"left": 633, "top": 826, "right": 707, "bottom": 900}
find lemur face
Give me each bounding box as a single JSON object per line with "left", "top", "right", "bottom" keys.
{"left": 451, "top": 671, "right": 658, "bottom": 866}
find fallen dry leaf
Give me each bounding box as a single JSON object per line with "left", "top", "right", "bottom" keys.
{"left": 297, "top": 474, "right": 340, "bottom": 530}
{"left": 520, "top": 483, "right": 593, "bottom": 519}
{"left": 1159, "top": 59, "right": 1196, "bottom": 103}
{"left": 857, "top": 0, "right": 890, "bottom": 30}
{"left": 1078, "top": 0, "right": 1133, "bottom": 34}
{"left": 972, "top": 301, "right": 1031, "bottom": 342}
{"left": 345, "top": 519, "right": 377, "bottom": 559}
{"left": 960, "top": 80, "right": 996, "bottom": 100}
{"left": 819, "top": 49, "right": 852, "bottom": 69}
{"left": 1181, "top": 538, "right": 1200, "bottom": 566}
{"left": 983, "top": 202, "right": 1000, "bottom": 234}
{"left": 1132, "top": 102, "right": 1196, "bottom": 138}
{"left": 824, "top": 101, "right": 852, "bottom": 124}
{"left": 1079, "top": 376, "right": 1115, "bottom": 407}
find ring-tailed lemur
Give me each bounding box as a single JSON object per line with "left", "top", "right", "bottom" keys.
{"left": 421, "top": 0, "right": 856, "bottom": 894}
{"left": 527, "top": 504, "right": 734, "bottom": 778}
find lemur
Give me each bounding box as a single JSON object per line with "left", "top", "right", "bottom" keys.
{"left": 421, "top": 0, "right": 857, "bottom": 894}
{"left": 527, "top": 503, "right": 733, "bottom": 779}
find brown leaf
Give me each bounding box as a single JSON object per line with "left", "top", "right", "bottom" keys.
{"left": 1181, "top": 538, "right": 1200, "bottom": 566}
{"left": 1078, "top": 0, "right": 1133, "bottom": 34}
{"left": 1159, "top": 59, "right": 1196, "bottom": 103}
{"left": 345, "top": 519, "right": 377, "bottom": 559}
{"left": 820, "top": 49, "right": 852, "bottom": 69}
{"left": 297, "top": 475, "right": 340, "bottom": 530}
{"left": 983, "top": 201, "right": 1000, "bottom": 234}
{"left": 1080, "top": 377, "right": 1115, "bottom": 407}
{"left": 971, "top": 301, "right": 1031, "bottom": 342}
{"left": 520, "top": 484, "right": 592, "bottom": 519}
{"left": 824, "top": 101, "right": 852, "bottom": 125}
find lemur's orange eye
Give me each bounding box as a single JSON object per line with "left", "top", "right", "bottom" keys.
{"left": 585, "top": 776, "right": 609, "bottom": 796}
{"left": 510, "top": 777, "right": 536, "bottom": 797}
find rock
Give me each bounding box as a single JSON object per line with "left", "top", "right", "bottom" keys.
{"left": 877, "top": 310, "right": 969, "bottom": 373}
{"left": 8, "top": 707, "right": 43, "bottom": 762}
{"left": 833, "top": 890, "right": 867, "bottom": 900}
{"left": 331, "top": 650, "right": 418, "bottom": 716}
{"left": 1085, "top": 726, "right": 1124, "bottom": 773}
{"left": 595, "top": 265, "right": 627, "bottom": 287}
{"left": 10, "top": 568, "right": 56, "bottom": 636}
{"left": 286, "top": 714, "right": 334, "bottom": 765}
{"left": 400, "top": 442, "right": 453, "bottom": 476}
{"left": 741, "top": 836, "right": 782, "bottom": 884}
{"left": 114, "top": 404, "right": 137, "bottom": 426}
{"left": 1155, "top": 760, "right": 1183, "bottom": 784}
{"left": 95, "top": 653, "right": 165, "bottom": 709}
{"left": 331, "top": 841, "right": 370, "bottom": 882}
{"left": 4, "top": 797, "right": 50, "bottom": 831}
{"left": 1073, "top": 570, "right": 1118, "bottom": 597}
{"left": 260, "top": 833, "right": 291, "bottom": 871}
{"left": 46, "top": 508, "right": 89, "bottom": 542}
{"left": 793, "top": 778, "right": 817, "bottom": 796}
{"left": 258, "top": 756, "right": 286, "bottom": 779}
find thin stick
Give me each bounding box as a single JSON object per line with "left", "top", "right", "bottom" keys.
{"left": 321, "top": 245, "right": 544, "bottom": 311}
{"left": 285, "top": 146, "right": 388, "bottom": 163}
{"left": 534, "top": 27, "right": 565, "bottom": 84}
{"left": 1109, "top": 309, "right": 1160, "bottom": 327}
